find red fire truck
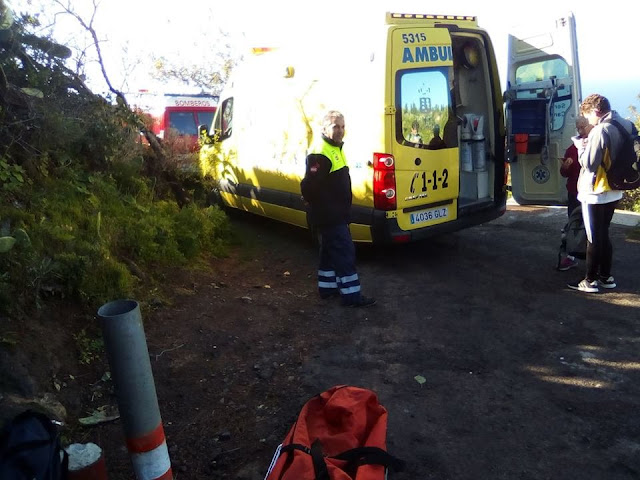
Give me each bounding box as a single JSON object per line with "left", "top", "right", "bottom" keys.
{"left": 133, "top": 92, "right": 218, "bottom": 152}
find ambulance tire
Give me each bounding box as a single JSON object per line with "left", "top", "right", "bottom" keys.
{"left": 207, "top": 188, "right": 227, "bottom": 211}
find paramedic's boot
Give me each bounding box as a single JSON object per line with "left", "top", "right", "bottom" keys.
{"left": 319, "top": 290, "right": 339, "bottom": 300}
{"left": 558, "top": 255, "right": 578, "bottom": 271}
{"left": 346, "top": 295, "right": 377, "bottom": 308}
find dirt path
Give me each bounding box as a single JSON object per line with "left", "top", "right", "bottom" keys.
{"left": 12, "top": 205, "right": 639, "bottom": 480}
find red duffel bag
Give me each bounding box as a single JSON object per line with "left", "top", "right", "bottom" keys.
{"left": 264, "top": 385, "right": 404, "bottom": 480}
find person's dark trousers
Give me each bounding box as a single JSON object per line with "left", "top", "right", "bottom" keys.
{"left": 584, "top": 201, "right": 618, "bottom": 281}
{"left": 317, "top": 223, "right": 362, "bottom": 305}
{"left": 567, "top": 193, "right": 580, "bottom": 219}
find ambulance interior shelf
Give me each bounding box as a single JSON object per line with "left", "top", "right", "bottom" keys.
{"left": 450, "top": 35, "right": 494, "bottom": 203}
{"left": 510, "top": 99, "right": 547, "bottom": 155}
{"left": 505, "top": 77, "right": 566, "bottom": 163}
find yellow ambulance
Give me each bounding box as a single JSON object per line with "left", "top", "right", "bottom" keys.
{"left": 199, "top": 12, "right": 509, "bottom": 244}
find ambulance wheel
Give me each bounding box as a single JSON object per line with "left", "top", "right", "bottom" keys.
{"left": 207, "top": 188, "right": 226, "bottom": 211}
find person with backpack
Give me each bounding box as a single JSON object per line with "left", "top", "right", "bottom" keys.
{"left": 558, "top": 116, "right": 592, "bottom": 271}
{"left": 568, "top": 94, "right": 635, "bottom": 293}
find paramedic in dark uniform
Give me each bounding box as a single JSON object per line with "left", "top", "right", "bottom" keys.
{"left": 300, "top": 110, "right": 376, "bottom": 307}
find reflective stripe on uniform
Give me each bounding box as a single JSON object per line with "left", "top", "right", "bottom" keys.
{"left": 318, "top": 270, "right": 337, "bottom": 278}
{"left": 340, "top": 285, "right": 361, "bottom": 295}
{"left": 319, "top": 281, "right": 338, "bottom": 288}
{"left": 338, "top": 273, "right": 358, "bottom": 284}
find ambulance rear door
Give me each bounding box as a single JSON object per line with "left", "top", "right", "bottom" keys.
{"left": 388, "top": 23, "right": 460, "bottom": 231}
{"left": 505, "top": 13, "right": 581, "bottom": 206}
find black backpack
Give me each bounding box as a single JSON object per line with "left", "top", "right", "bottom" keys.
{"left": 557, "top": 205, "right": 586, "bottom": 269}
{"left": 0, "top": 410, "right": 68, "bottom": 480}
{"left": 606, "top": 120, "right": 640, "bottom": 190}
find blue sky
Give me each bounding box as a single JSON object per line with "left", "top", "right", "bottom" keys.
{"left": 7, "top": 0, "right": 640, "bottom": 114}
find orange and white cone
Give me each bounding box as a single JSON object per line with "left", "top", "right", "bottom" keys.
{"left": 66, "top": 443, "right": 108, "bottom": 480}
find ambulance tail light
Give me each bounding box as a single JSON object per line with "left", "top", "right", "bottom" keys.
{"left": 373, "top": 153, "right": 397, "bottom": 211}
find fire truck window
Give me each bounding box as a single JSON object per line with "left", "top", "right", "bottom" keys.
{"left": 168, "top": 112, "right": 197, "bottom": 136}
{"left": 397, "top": 67, "right": 451, "bottom": 149}
{"left": 197, "top": 111, "right": 215, "bottom": 130}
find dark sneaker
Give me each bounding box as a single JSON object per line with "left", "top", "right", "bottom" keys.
{"left": 557, "top": 256, "right": 578, "bottom": 271}
{"left": 568, "top": 279, "right": 599, "bottom": 293}
{"left": 319, "top": 290, "right": 339, "bottom": 300}
{"left": 597, "top": 276, "right": 616, "bottom": 289}
{"left": 345, "top": 295, "right": 377, "bottom": 308}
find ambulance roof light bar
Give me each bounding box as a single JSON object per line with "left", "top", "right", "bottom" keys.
{"left": 387, "top": 12, "right": 477, "bottom": 23}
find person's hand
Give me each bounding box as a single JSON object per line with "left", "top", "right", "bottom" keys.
{"left": 563, "top": 157, "right": 573, "bottom": 167}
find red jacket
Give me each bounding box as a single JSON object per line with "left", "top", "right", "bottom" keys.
{"left": 560, "top": 144, "right": 580, "bottom": 196}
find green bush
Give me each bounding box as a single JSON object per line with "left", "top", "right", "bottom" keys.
{"left": 0, "top": 9, "right": 233, "bottom": 316}
{"left": 0, "top": 168, "right": 230, "bottom": 314}
{"left": 174, "top": 204, "right": 230, "bottom": 259}
{"left": 619, "top": 190, "right": 640, "bottom": 213}
{"left": 78, "top": 255, "right": 133, "bottom": 304}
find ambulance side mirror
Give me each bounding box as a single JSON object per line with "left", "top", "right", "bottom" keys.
{"left": 199, "top": 124, "right": 220, "bottom": 147}
{"left": 198, "top": 124, "right": 216, "bottom": 145}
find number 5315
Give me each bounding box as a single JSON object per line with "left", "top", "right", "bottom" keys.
{"left": 402, "top": 32, "right": 427, "bottom": 43}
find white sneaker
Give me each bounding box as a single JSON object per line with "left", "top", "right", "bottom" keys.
{"left": 568, "top": 279, "right": 599, "bottom": 293}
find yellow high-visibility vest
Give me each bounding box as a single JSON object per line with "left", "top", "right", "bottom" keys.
{"left": 310, "top": 139, "right": 347, "bottom": 173}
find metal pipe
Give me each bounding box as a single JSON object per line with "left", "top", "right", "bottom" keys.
{"left": 97, "top": 299, "right": 172, "bottom": 480}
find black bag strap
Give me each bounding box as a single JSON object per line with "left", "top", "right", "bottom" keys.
{"left": 310, "top": 439, "right": 330, "bottom": 480}
{"left": 279, "top": 441, "right": 329, "bottom": 480}
{"left": 608, "top": 119, "right": 631, "bottom": 141}
{"left": 279, "top": 443, "right": 310, "bottom": 455}
{"left": 280, "top": 441, "right": 405, "bottom": 479}
{"left": 331, "top": 446, "right": 405, "bottom": 472}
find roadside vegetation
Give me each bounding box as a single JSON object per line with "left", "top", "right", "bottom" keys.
{"left": 621, "top": 95, "right": 640, "bottom": 212}
{"left": 0, "top": 5, "right": 230, "bottom": 317}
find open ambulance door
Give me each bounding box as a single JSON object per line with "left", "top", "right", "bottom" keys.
{"left": 505, "top": 13, "right": 581, "bottom": 206}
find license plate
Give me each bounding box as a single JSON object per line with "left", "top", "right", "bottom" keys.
{"left": 409, "top": 206, "right": 449, "bottom": 225}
